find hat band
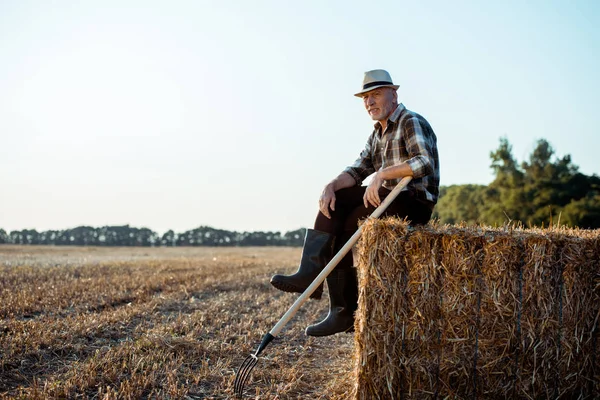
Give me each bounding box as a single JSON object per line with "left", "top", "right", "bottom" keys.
{"left": 363, "top": 80, "right": 393, "bottom": 90}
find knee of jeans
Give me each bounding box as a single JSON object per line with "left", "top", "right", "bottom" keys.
{"left": 341, "top": 221, "right": 360, "bottom": 237}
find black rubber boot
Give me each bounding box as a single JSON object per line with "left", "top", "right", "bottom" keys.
{"left": 305, "top": 268, "right": 355, "bottom": 336}
{"left": 270, "top": 229, "right": 334, "bottom": 300}
{"left": 344, "top": 267, "right": 359, "bottom": 314}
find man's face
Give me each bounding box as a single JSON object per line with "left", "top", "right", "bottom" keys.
{"left": 362, "top": 87, "right": 397, "bottom": 122}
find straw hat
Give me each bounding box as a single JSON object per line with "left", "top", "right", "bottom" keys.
{"left": 354, "top": 69, "right": 400, "bottom": 97}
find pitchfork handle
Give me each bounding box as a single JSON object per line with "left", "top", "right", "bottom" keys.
{"left": 270, "top": 176, "right": 413, "bottom": 336}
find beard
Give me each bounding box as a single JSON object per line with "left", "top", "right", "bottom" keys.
{"left": 368, "top": 106, "right": 390, "bottom": 121}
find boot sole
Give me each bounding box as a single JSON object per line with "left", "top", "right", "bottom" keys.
{"left": 305, "top": 324, "right": 354, "bottom": 337}
{"left": 270, "top": 278, "right": 322, "bottom": 300}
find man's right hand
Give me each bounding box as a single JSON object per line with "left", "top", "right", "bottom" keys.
{"left": 319, "top": 184, "right": 336, "bottom": 219}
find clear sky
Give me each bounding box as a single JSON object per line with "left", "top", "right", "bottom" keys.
{"left": 1, "top": 0, "right": 599, "bottom": 234}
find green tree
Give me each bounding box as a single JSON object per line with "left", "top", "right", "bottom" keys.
{"left": 160, "top": 230, "right": 177, "bottom": 246}
{"left": 520, "top": 139, "right": 596, "bottom": 226}
{"left": 9, "top": 229, "right": 40, "bottom": 244}
{"left": 433, "top": 184, "right": 486, "bottom": 224}
{"left": 561, "top": 194, "right": 600, "bottom": 229}
{"left": 479, "top": 137, "right": 527, "bottom": 225}
{"left": 435, "top": 138, "right": 600, "bottom": 228}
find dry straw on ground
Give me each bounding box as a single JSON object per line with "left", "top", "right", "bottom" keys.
{"left": 352, "top": 218, "right": 599, "bottom": 399}
{"left": 0, "top": 246, "right": 354, "bottom": 399}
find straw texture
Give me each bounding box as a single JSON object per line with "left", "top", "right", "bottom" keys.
{"left": 352, "top": 218, "right": 599, "bottom": 399}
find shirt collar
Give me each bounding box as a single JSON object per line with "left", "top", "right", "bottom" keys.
{"left": 374, "top": 103, "right": 406, "bottom": 131}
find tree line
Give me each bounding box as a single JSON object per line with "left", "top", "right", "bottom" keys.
{"left": 0, "top": 225, "right": 307, "bottom": 247}
{"left": 433, "top": 138, "right": 600, "bottom": 228}
{"left": 2, "top": 138, "right": 598, "bottom": 246}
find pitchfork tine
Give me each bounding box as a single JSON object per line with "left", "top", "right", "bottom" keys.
{"left": 234, "top": 333, "right": 275, "bottom": 397}
{"left": 234, "top": 355, "right": 258, "bottom": 397}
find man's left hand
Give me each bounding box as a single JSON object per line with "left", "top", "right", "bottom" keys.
{"left": 364, "top": 172, "right": 384, "bottom": 208}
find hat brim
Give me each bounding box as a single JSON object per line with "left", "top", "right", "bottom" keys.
{"left": 354, "top": 84, "right": 399, "bottom": 97}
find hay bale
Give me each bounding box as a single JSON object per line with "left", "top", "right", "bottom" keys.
{"left": 352, "top": 219, "right": 599, "bottom": 399}
{"left": 557, "top": 233, "right": 598, "bottom": 395}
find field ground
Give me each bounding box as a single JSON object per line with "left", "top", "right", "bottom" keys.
{"left": 0, "top": 245, "right": 354, "bottom": 399}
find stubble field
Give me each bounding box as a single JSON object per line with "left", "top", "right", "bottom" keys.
{"left": 0, "top": 245, "right": 354, "bottom": 399}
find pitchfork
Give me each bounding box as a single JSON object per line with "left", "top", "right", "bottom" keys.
{"left": 233, "top": 176, "right": 413, "bottom": 397}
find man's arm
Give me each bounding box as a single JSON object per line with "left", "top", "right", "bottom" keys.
{"left": 402, "top": 116, "right": 435, "bottom": 178}
{"left": 376, "top": 162, "right": 414, "bottom": 181}
{"left": 363, "top": 163, "right": 414, "bottom": 208}
{"left": 319, "top": 134, "right": 376, "bottom": 219}
{"left": 319, "top": 172, "right": 356, "bottom": 219}
{"left": 327, "top": 171, "right": 357, "bottom": 191}
{"left": 343, "top": 136, "right": 376, "bottom": 186}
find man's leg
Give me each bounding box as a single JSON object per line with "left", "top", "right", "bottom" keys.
{"left": 305, "top": 187, "right": 390, "bottom": 336}
{"left": 338, "top": 189, "right": 434, "bottom": 304}
{"left": 270, "top": 229, "right": 334, "bottom": 299}
{"left": 306, "top": 189, "right": 434, "bottom": 336}
{"left": 312, "top": 185, "right": 370, "bottom": 236}
{"left": 270, "top": 186, "right": 368, "bottom": 299}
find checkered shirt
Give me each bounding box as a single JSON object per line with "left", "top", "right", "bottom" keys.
{"left": 343, "top": 103, "right": 440, "bottom": 204}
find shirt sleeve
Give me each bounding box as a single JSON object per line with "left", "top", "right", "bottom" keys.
{"left": 343, "top": 135, "right": 376, "bottom": 186}
{"left": 402, "top": 116, "right": 434, "bottom": 178}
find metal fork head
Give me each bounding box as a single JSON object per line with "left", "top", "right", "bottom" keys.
{"left": 234, "top": 354, "right": 258, "bottom": 398}
{"left": 234, "top": 332, "right": 275, "bottom": 397}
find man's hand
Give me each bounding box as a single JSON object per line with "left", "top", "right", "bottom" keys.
{"left": 319, "top": 184, "right": 336, "bottom": 219}
{"left": 364, "top": 172, "right": 384, "bottom": 208}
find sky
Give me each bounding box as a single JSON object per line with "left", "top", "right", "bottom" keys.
{"left": 1, "top": 0, "right": 599, "bottom": 235}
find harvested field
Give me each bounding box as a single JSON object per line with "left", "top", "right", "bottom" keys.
{"left": 0, "top": 245, "right": 354, "bottom": 399}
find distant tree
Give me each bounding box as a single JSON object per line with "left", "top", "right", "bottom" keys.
{"left": 239, "top": 231, "right": 270, "bottom": 246}
{"left": 109, "top": 225, "right": 151, "bottom": 246}
{"left": 1, "top": 225, "right": 310, "bottom": 246}
{"left": 282, "top": 228, "right": 306, "bottom": 246}
{"left": 55, "top": 230, "right": 72, "bottom": 245}
{"left": 435, "top": 138, "right": 600, "bottom": 228}
{"left": 490, "top": 137, "right": 524, "bottom": 185}
{"left": 135, "top": 228, "right": 159, "bottom": 246}
{"left": 518, "top": 139, "right": 600, "bottom": 227}
{"left": 177, "top": 226, "right": 234, "bottom": 246}
{"left": 479, "top": 137, "right": 527, "bottom": 225}
{"left": 83, "top": 225, "right": 133, "bottom": 246}
{"left": 0, "top": 229, "right": 7, "bottom": 244}
{"left": 9, "top": 229, "right": 40, "bottom": 244}
{"left": 38, "top": 230, "right": 60, "bottom": 245}
{"left": 519, "top": 140, "right": 572, "bottom": 224}
{"left": 97, "top": 226, "right": 115, "bottom": 246}
{"left": 63, "top": 226, "right": 97, "bottom": 245}
{"left": 433, "top": 184, "right": 486, "bottom": 224}
{"left": 560, "top": 194, "right": 600, "bottom": 229}
{"left": 114, "top": 225, "right": 133, "bottom": 246}
{"left": 160, "top": 230, "right": 177, "bottom": 246}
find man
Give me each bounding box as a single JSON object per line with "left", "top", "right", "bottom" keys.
{"left": 271, "top": 69, "right": 440, "bottom": 336}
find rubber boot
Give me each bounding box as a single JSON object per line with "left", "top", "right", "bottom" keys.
{"left": 305, "top": 268, "right": 355, "bottom": 336}
{"left": 270, "top": 229, "right": 334, "bottom": 300}
{"left": 344, "top": 267, "right": 359, "bottom": 315}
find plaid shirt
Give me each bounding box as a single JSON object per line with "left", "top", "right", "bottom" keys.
{"left": 343, "top": 103, "right": 440, "bottom": 204}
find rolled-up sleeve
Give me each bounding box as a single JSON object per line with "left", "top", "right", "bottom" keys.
{"left": 343, "top": 137, "right": 376, "bottom": 186}
{"left": 403, "top": 117, "right": 434, "bottom": 178}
